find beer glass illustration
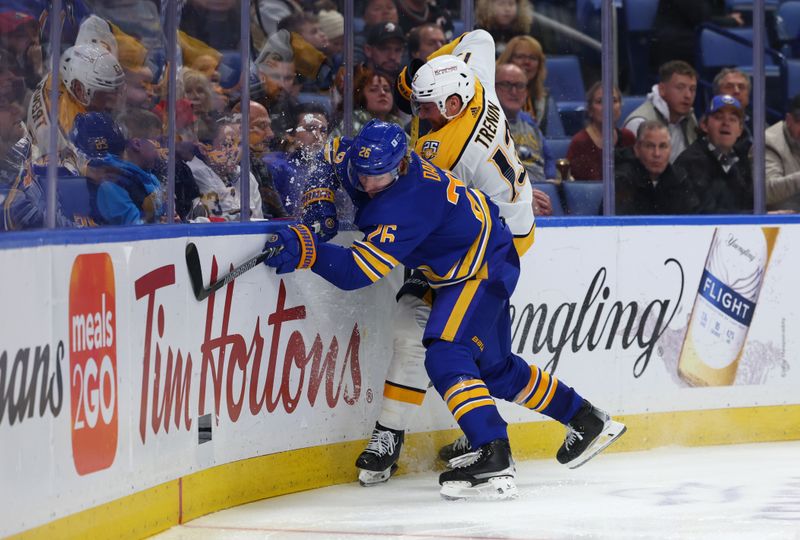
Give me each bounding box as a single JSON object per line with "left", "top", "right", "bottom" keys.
{"left": 678, "top": 227, "right": 779, "bottom": 386}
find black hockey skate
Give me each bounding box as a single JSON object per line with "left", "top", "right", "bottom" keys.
{"left": 438, "top": 434, "right": 472, "bottom": 462}
{"left": 439, "top": 439, "right": 517, "bottom": 500}
{"left": 556, "top": 400, "right": 627, "bottom": 469}
{"left": 356, "top": 423, "right": 404, "bottom": 486}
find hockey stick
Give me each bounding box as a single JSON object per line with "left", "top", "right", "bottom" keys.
{"left": 185, "top": 238, "right": 281, "bottom": 301}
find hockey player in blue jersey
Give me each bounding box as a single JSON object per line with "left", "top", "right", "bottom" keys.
{"left": 263, "top": 119, "right": 626, "bottom": 500}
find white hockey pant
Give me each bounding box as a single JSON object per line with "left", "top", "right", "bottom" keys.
{"left": 377, "top": 294, "right": 431, "bottom": 431}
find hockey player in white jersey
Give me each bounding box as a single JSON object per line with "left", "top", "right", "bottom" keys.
{"left": 354, "top": 29, "right": 624, "bottom": 486}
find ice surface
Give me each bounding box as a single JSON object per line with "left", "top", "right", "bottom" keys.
{"left": 154, "top": 441, "right": 800, "bottom": 540}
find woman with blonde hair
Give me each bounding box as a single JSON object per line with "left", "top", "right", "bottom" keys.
{"left": 475, "top": 0, "right": 534, "bottom": 55}
{"left": 496, "top": 35, "right": 559, "bottom": 136}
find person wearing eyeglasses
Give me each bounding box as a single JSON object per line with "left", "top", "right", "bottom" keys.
{"left": 266, "top": 102, "right": 331, "bottom": 217}
{"left": 495, "top": 35, "right": 559, "bottom": 136}
{"left": 495, "top": 63, "right": 556, "bottom": 212}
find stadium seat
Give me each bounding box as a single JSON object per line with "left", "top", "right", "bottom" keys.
{"left": 777, "top": 1, "right": 800, "bottom": 56}
{"left": 545, "top": 55, "right": 586, "bottom": 136}
{"left": 451, "top": 19, "right": 464, "bottom": 38}
{"left": 618, "top": 95, "right": 647, "bottom": 129}
{"left": 57, "top": 176, "right": 94, "bottom": 225}
{"left": 783, "top": 58, "right": 800, "bottom": 105}
{"left": 561, "top": 180, "right": 603, "bottom": 215}
{"left": 697, "top": 26, "right": 780, "bottom": 79}
{"left": 545, "top": 137, "right": 572, "bottom": 161}
{"left": 621, "top": 0, "right": 659, "bottom": 94}
{"left": 543, "top": 102, "right": 566, "bottom": 138}
{"left": 531, "top": 181, "right": 564, "bottom": 216}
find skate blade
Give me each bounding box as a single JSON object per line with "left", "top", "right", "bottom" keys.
{"left": 566, "top": 420, "right": 627, "bottom": 470}
{"left": 440, "top": 476, "right": 518, "bottom": 501}
{"left": 358, "top": 463, "right": 398, "bottom": 486}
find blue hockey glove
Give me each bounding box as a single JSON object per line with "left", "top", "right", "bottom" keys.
{"left": 264, "top": 224, "right": 318, "bottom": 274}
{"left": 301, "top": 187, "right": 338, "bottom": 242}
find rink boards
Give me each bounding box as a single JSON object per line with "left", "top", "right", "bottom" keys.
{"left": 1, "top": 217, "right": 799, "bottom": 539}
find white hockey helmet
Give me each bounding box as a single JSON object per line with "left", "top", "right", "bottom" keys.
{"left": 76, "top": 15, "right": 118, "bottom": 57}
{"left": 60, "top": 44, "right": 125, "bottom": 107}
{"left": 411, "top": 55, "right": 475, "bottom": 120}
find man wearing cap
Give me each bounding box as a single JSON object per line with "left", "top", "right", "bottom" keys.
{"left": 764, "top": 93, "right": 800, "bottom": 212}
{"left": 675, "top": 94, "right": 753, "bottom": 214}
{"left": 364, "top": 22, "right": 407, "bottom": 79}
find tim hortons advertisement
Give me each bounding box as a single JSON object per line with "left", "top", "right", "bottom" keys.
{"left": 0, "top": 232, "right": 400, "bottom": 536}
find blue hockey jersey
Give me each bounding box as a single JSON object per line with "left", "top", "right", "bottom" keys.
{"left": 311, "top": 139, "right": 512, "bottom": 291}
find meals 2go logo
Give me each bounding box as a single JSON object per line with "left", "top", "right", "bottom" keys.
{"left": 69, "top": 253, "right": 118, "bottom": 475}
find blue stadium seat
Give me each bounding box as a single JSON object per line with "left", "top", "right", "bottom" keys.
{"left": 561, "top": 180, "right": 603, "bottom": 215}
{"left": 621, "top": 0, "right": 659, "bottom": 94}
{"left": 545, "top": 55, "right": 585, "bottom": 103}
{"left": 697, "top": 26, "right": 779, "bottom": 78}
{"left": 618, "top": 95, "right": 647, "bottom": 129}
{"left": 783, "top": 58, "right": 800, "bottom": 104}
{"left": 451, "top": 19, "right": 465, "bottom": 38}
{"left": 777, "top": 1, "right": 800, "bottom": 56}
{"left": 725, "top": 0, "right": 778, "bottom": 11}
{"left": 57, "top": 176, "right": 94, "bottom": 225}
{"left": 543, "top": 101, "right": 566, "bottom": 138}
{"left": 545, "top": 137, "right": 572, "bottom": 161}
{"left": 531, "top": 181, "right": 564, "bottom": 216}
{"left": 545, "top": 56, "right": 586, "bottom": 136}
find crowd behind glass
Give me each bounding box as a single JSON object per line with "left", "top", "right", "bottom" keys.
{"left": 0, "top": 0, "right": 796, "bottom": 231}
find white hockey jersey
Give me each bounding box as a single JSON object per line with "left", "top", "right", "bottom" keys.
{"left": 415, "top": 30, "right": 535, "bottom": 253}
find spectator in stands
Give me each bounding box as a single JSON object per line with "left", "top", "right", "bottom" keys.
{"left": 318, "top": 9, "right": 345, "bottom": 59}
{"left": 266, "top": 103, "right": 330, "bottom": 216}
{"left": 281, "top": 13, "right": 330, "bottom": 53}
{"left": 70, "top": 112, "right": 165, "bottom": 226}
{"left": 0, "top": 7, "right": 43, "bottom": 93}
{"left": 651, "top": 0, "right": 744, "bottom": 68}
{"left": 764, "top": 93, "right": 800, "bottom": 212}
{"left": 495, "top": 63, "right": 555, "bottom": 215}
{"left": 395, "top": 0, "right": 453, "bottom": 37}
{"left": 177, "top": 68, "right": 222, "bottom": 144}
{"left": 233, "top": 100, "right": 288, "bottom": 218}
{"left": 180, "top": 0, "right": 241, "bottom": 52}
{"left": 27, "top": 43, "right": 126, "bottom": 162}
{"left": 676, "top": 95, "right": 752, "bottom": 214}
{"left": 331, "top": 66, "right": 405, "bottom": 138}
{"left": 254, "top": 0, "right": 306, "bottom": 37}
{"left": 495, "top": 63, "right": 554, "bottom": 183}
{"left": 408, "top": 23, "right": 446, "bottom": 61}
{"left": 114, "top": 31, "right": 158, "bottom": 113}
{"left": 624, "top": 60, "right": 699, "bottom": 164}
{"left": 118, "top": 108, "right": 202, "bottom": 222}
{"left": 256, "top": 47, "right": 300, "bottom": 138}
{"left": 713, "top": 67, "right": 752, "bottom": 153}
{"left": 496, "top": 36, "right": 559, "bottom": 137}
{"left": 475, "top": 0, "right": 534, "bottom": 56}
{"left": 567, "top": 82, "right": 635, "bottom": 181}
{"left": 364, "top": 0, "right": 401, "bottom": 25}
{"left": 277, "top": 13, "right": 334, "bottom": 92}
{"left": 363, "top": 22, "right": 407, "bottom": 80}
{"left": 615, "top": 120, "right": 700, "bottom": 215}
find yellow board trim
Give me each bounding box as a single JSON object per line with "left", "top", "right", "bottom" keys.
{"left": 12, "top": 405, "right": 800, "bottom": 539}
